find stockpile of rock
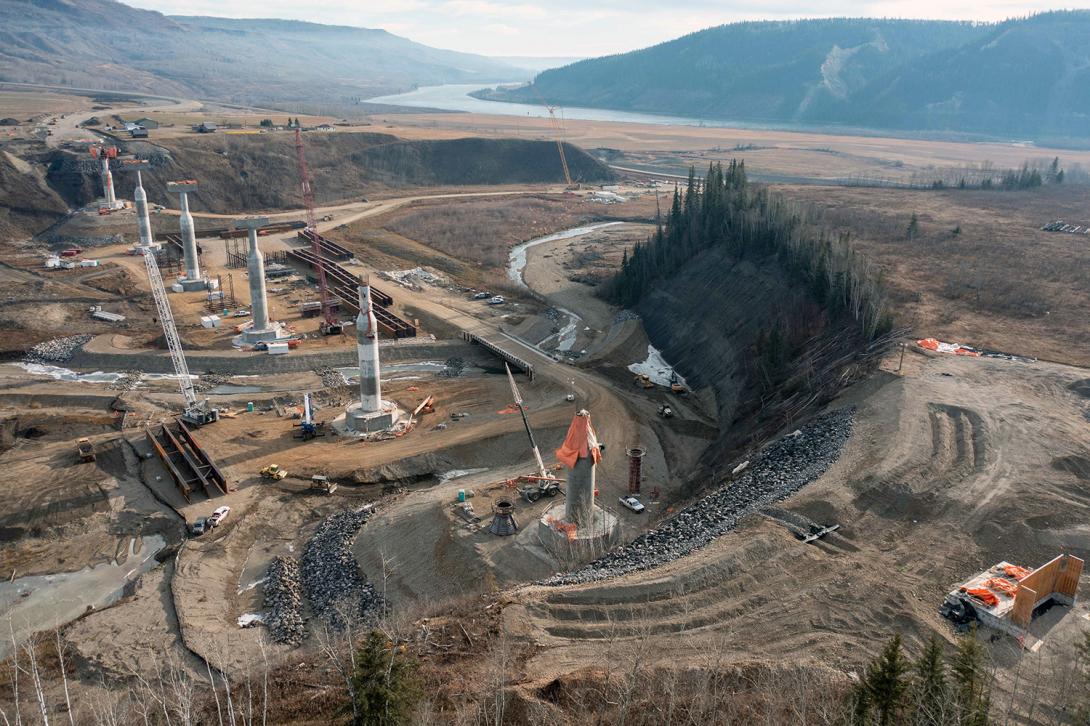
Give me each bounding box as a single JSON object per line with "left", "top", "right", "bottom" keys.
{"left": 315, "top": 367, "right": 347, "bottom": 388}
{"left": 546, "top": 407, "right": 856, "bottom": 585}
{"left": 192, "top": 372, "right": 231, "bottom": 392}
{"left": 25, "top": 335, "right": 93, "bottom": 364}
{"left": 264, "top": 556, "right": 305, "bottom": 646}
{"left": 301, "top": 508, "right": 383, "bottom": 627}
{"left": 439, "top": 357, "right": 465, "bottom": 378}
{"left": 107, "top": 370, "right": 144, "bottom": 391}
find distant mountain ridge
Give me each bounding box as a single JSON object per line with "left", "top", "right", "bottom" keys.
{"left": 0, "top": 0, "right": 524, "bottom": 107}
{"left": 485, "top": 13, "right": 1090, "bottom": 141}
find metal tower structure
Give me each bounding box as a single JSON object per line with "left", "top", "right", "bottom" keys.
{"left": 293, "top": 128, "right": 340, "bottom": 335}
{"left": 141, "top": 249, "right": 218, "bottom": 426}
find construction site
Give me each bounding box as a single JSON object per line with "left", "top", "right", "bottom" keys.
{"left": 1, "top": 76, "right": 1090, "bottom": 724}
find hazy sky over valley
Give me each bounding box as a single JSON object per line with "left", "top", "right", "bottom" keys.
{"left": 128, "top": 1, "right": 1090, "bottom": 56}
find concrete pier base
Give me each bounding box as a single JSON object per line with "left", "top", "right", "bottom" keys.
{"left": 334, "top": 401, "right": 405, "bottom": 435}
{"left": 176, "top": 277, "right": 215, "bottom": 292}
{"left": 239, "top": 324, "right": 285, "bottom": 344}
{"left": 538, "top": 503, "right": 619, "bottom": 562}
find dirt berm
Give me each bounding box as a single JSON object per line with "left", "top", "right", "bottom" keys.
{"left": 46, "top": 133, "right": 614, "bottom": 213}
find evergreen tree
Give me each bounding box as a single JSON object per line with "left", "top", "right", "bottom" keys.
{"left": 951, "top": 631, "right": 990, "bottom": 726}
{"left": 906, "top": 213, "right": 919, "bottom": 241}
{"left": 350, "top": 631, "right": 421, "bottom": 726}
{"left": 863, "top": 635, "right": 910, "bottom": 726}
{"left": 910, "top": 634, "right": 949, "bottom": 726}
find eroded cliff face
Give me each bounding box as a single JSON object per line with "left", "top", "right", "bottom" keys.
{"left": 637, "top": 244, "right": 866, "bottom": 479}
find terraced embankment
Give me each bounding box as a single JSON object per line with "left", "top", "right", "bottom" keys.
{"left": 504, "top": 351, "right": 1090, "bottom": 712}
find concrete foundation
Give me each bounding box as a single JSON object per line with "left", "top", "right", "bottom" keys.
{"left": 177, "top": 277, "right": 214, "bottom": 292}
{"left": 538, "top": 503, "right": 619, "bottom": 561}
{"left": 239, "top": 324, "right": 286, "bottom": 344}
{"left": 334, "top": 401, "right": 405, "bottom": 435}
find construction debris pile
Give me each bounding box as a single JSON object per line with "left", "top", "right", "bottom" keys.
{"left": 381, "top": 267, "right": 446, "bottom": 290}
{"left": 264, "top": 556, "right": 306, "bottom": 646}
{"left": 25, "top": 335, "right": 93, "bottom": 363}
{"left": 300, "top": 508, "right": 382, "bottom": 627}
{"left": 546, "top": 407, "right": 856, "bottom": 585}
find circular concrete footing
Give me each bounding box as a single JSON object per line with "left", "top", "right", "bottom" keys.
{"left": 538, "top": 503, "right": 620, "bottom": 562}
{"left": 240, "top": 324, "right": 285, "bottom": 344}
{"left": 333, "top": 401, "right": 406, "bottom": 435}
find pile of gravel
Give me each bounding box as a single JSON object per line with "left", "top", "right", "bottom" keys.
{"left": 301, "top": 508, "right": 382, "bottom": 627}
{"left": 25, "top": 335, "right": 92, "bottom": 364}
{"left": 264, "top": 556, "right": 305, "bottom": 646}
{"left": 546, "top": 407, "right": 856, "bottom": 586}
{"left": 614, "top": 310, "right": 640, "bottom": 323}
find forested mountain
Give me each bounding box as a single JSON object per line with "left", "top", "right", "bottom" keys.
{"left": 485, "top": 13, "right": 1090, "bottom": 141}
{"left": 0, "top": 0, "right": 523, "bottom": 106}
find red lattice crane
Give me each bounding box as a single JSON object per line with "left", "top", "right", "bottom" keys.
{"left": 294, "top": 128, "right": 341, "bottom": 335}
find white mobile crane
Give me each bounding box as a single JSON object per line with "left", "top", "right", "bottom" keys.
{"left": 505, "top": 363, "right": 562, "bottom": 502}
{"left": 141, "top": 249, "right": 218, "bottom": 426}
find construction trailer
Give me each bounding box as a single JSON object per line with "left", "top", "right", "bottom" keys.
{"left": 941, "top": 554, "right": 1084, "bottom": 639}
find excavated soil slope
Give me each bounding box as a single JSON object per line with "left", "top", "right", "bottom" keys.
{"left": 504, "top": 352, "right": 1090, "bottom": 718}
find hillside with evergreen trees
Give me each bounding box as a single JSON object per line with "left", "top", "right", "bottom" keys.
{"left": 485, "top": 13, "right": 1090, "bottom": 142}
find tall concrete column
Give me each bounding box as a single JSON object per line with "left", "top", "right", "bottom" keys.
{"left": 566, "top": 454, "right": 596, "bottom": 527}
{"left": 167, "top": 181, "right": 201, "bottom": 281}
{"left": 236, "top": 217, "right": 270, "bottom": 331}
{"left": 558, "top": 409, "right": 601, "bottom": 528}
{"left": 133, "top": 171, "right": 152, "bottom": 248}
{"left": 100, "top": 156, "right": 116, "bottom": 208}
{"left": 356, "top": 279, "right": 382, "bottom": 413}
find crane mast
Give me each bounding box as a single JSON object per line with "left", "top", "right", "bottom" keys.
{"left": 142, "top": 249, "right": 217, "bottom": 425}
{"left": 294, "top": 128, "right": 341, "bottom": 335}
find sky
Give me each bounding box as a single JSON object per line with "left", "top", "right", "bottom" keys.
{"left": 126, "top": 1, "right": 1089, "bottom": 56}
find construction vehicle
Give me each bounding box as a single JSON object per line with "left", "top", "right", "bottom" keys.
{"left": 669, "top": 373, "right": 688, "bottom": 395}
{"left": 260, "top": 464, "right": 287, "bottom": 481}
{"left": 76, "top": 437, "right": 96, "bottom": 463}
{"left": 505, "top": 363, "right": 565, "bottom": 501}
{"left": 293, "top": 393, "right": 326, "bottom": 441}
{"left": 293, "top": 129, "right": 342, "bottom": 336}
{"left": 309, "top": 474, "right": 337, "bottom": 495}
{"left": 633, "top": 374, "right": 654, "bottom": 389}
{"left": 658, "top": 404, "right": 674, "bottom": 418}
{"left": 140, "top": 249, "right": 218, "bottom": 427}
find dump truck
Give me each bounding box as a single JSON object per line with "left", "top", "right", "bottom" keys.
{"left": 76, "top": 437, "right": 96, "bottom": 463}
{"left": 260, "top": 464, "right": 287, "bottom": 481}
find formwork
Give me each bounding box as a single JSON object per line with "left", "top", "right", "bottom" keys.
{"left": 942, "top": 554, "right": 1083, "bottom": 639}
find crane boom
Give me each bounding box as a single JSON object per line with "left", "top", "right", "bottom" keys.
{"left": 531, "top": 87, "right": 574, "bottom": 188}
{"left": 506, "top": 363, "right": 547, "bottom": 477}
{"left": 142, "top": 248, "right": 196, "bottom": 407}
{"left": 294, "top": 129, "right": 339, "bottom": 333}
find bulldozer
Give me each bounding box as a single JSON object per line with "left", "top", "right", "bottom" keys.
{"left": 260, "top": 464, "right": 287, "bottom": 481}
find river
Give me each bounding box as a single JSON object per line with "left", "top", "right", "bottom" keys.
{"left": 366, "top": 83, "right": 785, "bottom": 130}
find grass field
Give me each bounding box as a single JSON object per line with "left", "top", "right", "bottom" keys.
{"left": 779, "top": 182, "right": 1090, "bottom": 366}
{"left": 0, "top": 91, "right": 93, "bottom": 120}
